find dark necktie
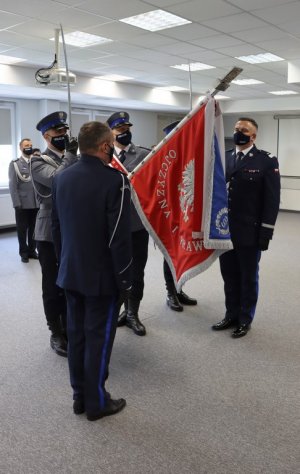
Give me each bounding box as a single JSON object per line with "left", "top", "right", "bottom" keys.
{"left": 119, "top": 150, "right": 126, "bottom": 163}
{"left": 235, "top": 151, "right": 244, "bottom": 167}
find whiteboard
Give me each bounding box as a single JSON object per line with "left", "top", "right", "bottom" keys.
{"left": 278, "top": 118, "right": 300, "bottom": 176}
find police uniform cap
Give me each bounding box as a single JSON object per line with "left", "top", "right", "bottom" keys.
{"left": 107, "top": 111, "right": 132, "bottom": 129}
{"left": 36, "top": 111, "right": 69, "bottom": 134}
{"left": 163, "top": 120, "right": 180, "bottom": 135}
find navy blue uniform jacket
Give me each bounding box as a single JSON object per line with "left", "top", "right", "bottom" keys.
{"left": 226, "top": 145, "right": 281, "bottom": 247}
{"left": 52, "top": 154, "right": 132, "bottom": 296}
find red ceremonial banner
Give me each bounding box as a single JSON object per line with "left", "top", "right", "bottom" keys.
{"left": 130, "top": 100, "right": 216, "bottom": 289}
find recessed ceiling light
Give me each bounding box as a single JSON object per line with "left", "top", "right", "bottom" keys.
{"left": 120, "top": 9, "right": 191, "bottom": 32}
{"left": 155, "top": 86, "right": 188, "bottom": 92}
{"left": 171, "top": 62, "right": 215, "bottom": 71}
{"left": 269, "top": 90, "right": 298, "bottom": 95}
{"left": 232, "top": 79, "right": 264, "bottom": 85}
{"left": 236, "top": 53, "right": 284, "bottom": 64}
{"left": 50, "top": 31, "right": 113, "bottom": 47}
{"left": 95, "top": 74, "right": 133, "bottom": 81}
{"left": 0, "top": 55, "right": 26, "bottom": 65}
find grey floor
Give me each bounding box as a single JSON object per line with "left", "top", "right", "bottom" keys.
{"left": 0, "top": 211, "right": 299, "bottom": 474}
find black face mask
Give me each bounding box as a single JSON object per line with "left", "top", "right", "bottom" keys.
{"left": 106, "top": 145, "right": 114, "bottom": 163}
{"left": 23, "top": 147, "right": 33, "bottom": 156}
{"left": 116, "top": 130, "right": 132, "bottom": 147}
{"left": 51, "top": 135, "right": 67, "bottom": 151}
{"left": 233, "top": 130, "right": 251, "bottom": 146}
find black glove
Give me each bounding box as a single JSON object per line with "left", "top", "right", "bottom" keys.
{"left": 258, "top": 238, "right": 269, "bottom": 251}
{"left": 65, "top": 135, "right": 78, "bottom": 155}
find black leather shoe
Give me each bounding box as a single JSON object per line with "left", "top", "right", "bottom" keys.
{"left": 50, "top": 334, "right": 68, "bottom": 357}
{"left": 28, "top": 251, "right": 39, "bottom": 259}
{"left": 166, "top": 293, "right": 183, "bottom": 312}
{"left": 87, "top": 398, "right": 126, "bottom": 421}
{"left": 21, "top": 256, "right": 29, "bottom": 263}
{"left": 73, "top": 400, "right": 85, "bottom": 415}
{"left": 126, "top": 312, "right": 146, "bottom": 336}
{"left": 177, "top": 290, "right": 197, "bottom": 306}
{"left": 117, "top": 310, "right": 127, "bottom": 327}
{"left": 212, "top": 318, "right": 235, "bottom": 331}
{"left": 232, "top": 324, "right": 251, "bottom": 338}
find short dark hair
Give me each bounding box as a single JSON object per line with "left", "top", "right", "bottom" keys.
{"left": 19, "top": 138, "right": 31, "bottom": 147}
{"left": 238, "top": 117, "right": 258, "bottom": 130}
{"left": 78, "top": 121, "right": 111, "bottom": 154}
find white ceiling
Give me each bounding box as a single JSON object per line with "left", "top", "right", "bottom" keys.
{"left": 1, "top": 0, "right": 300, "bottom": 112}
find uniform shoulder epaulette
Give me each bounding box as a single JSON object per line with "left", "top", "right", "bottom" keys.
{"left": 259, "top": 149, "right": 276, "bottom": 159}
{"left": 137, "top": 145, "right": 151, "bottom": 152}
{"left": 226, "top": 148, "right": 234, "bottom": 153}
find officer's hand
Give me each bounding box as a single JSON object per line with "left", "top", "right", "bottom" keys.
{"left": 258, "top": 238, "right": 269, "bottom": 251}
{"left": 65, "top": 135, "right": 78, "bottom": 155}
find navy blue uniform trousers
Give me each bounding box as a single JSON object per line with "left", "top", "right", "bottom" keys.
{"left": 65, "top": 290, "right": 118, "bottom": 415}
{"left": 219, "top": 247, "right": 261, "bottom": 325}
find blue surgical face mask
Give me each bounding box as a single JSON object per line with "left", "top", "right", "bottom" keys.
{"left": 116, "top": 130, "right": 132, "bottom": 147}
{"left": 233, "top": 130, "right": 251, "bottom": 146}
{"left": 51, "top": 134, "right": 67, "bottom": 151}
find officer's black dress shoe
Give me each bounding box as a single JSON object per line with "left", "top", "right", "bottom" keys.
{"left": 28, "top": 251, "right": 39, "bottom": 259}
{"left": 232, "top": 324, "right": 251, "bottom": 338}
{"left": 166, "top": 293, "right": 183, "bottom": 312}
{"left": 86, "top": 398, "right": 126, "bottom": 421}
{"left": 212, "top": 318, "right": 235, "bottom": 331}
{"left": 117, "top": 310, "right": 127, "bottom": 327}
{"left": 50, "top": 334, "right": 68, "bottom": 357}
{"left": 21, "top": 256, "right": 29, "bottom": 263}
{"left": 177, "top": 291, "right": 197, "bottom": 306}
{"left": 126, "top": 312, "right": 146, "bottom": 336}
{"left": 73, "top": 400, "right": 85, "bottom": 415}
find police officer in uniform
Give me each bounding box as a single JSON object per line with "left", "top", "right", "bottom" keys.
{"left": 162, "top": 121, "right": 197, "bottom": 312}
{"left": 31, "top": 111, "right": 78, "bottom": 356}
{"left": 212, "top": 117, "right": 280, "bottom": 338}
{"left": 8, "top": 138, "right": 39, "bottom": 262}
{"left": 52, "top": 121, "right": 132, "bottom": 420}
{"left": 107, "top": 111, "right": 148, "bottom": 336}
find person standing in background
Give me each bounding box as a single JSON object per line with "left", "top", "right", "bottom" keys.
{"left": 212, "top": 117, "right": 281, "bottom": 338}
{"left": 8, "top": 138, "right": 39, "bottom": 263}
{"left": 107, "top": 111, "right": 148, "bottom": 337}
{"left": 31, "top": 111, "right": 78, "bottom": 357}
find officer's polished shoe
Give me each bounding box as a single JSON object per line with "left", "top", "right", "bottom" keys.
{"left": 231, "top": 324, "right": 251, "bottom": 338}
{"left": 28, "top": 251, "right": 39, "bottom": 259}
{"left": 50, "top": 334, "right": 68, "bottom": 357}
{"left": 126, "top": 311, "right": 146, "bottom": 336}
{"left": 87, "top": 398, "right": 126, "bottom": 421}
{"left": 166, "top": 293, "right": 183, "bottom": 312}
{"left": 212, "top": 318, "right": 235, "bottom": 331}
{"left": 117, "top": 310, "right": 127, "bottom": 327}
{"left": 73, "top": 400, "right": 85, "bottom": 415}
{"left": 21, "top": 256, "right": 29, "bottom": 263}
{"left": 177, "top": 290, "right": 197, "bottom": 306}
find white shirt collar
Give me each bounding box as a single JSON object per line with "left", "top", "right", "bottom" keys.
{"left": 114, "top": 144, "right": 130, "bottom": 156}
{"left": 236, "top": 144, "right": 254, "bottom": 156}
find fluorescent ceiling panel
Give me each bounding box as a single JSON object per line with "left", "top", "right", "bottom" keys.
{"left": 232, "top": 79, "right": 265, "bottom": 85}
{"left": 236, "top": 53, "right": 285, "bottom": 64}
{"left": 155, "top": 86, "right": 188, "bottom": 91}
{"left": 95, "top": 74, "right": 133, "bottom": 81}
{"left": 50, "top": 31, "right": 113, "bottom": 47}
{"left": 0, "top": 54, "right": 26, "bottom": 64}
{"left": 120, "top": 9, "right": 191, "bottom": 32}
{"left": 171, "top": 62, "right": 215, "bottom": 71}
{"left": 269, "top": 90, "right": 298, "bottom": 95}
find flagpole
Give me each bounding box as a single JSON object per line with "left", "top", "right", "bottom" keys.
{"left": 60, "top": 24, "right": 73, "bottom": 136}
{"left": 128, "top": 67, "right": 243, "bottom": 180}
{"left": 188, "top": 62, "right": 193, "bottom": 111}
